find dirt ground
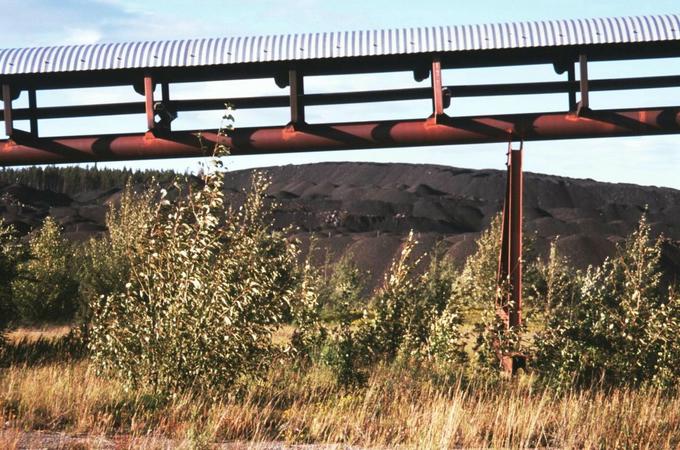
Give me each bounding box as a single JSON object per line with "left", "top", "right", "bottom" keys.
{"left": 2, "top": 429, "right": 366, "bottom": 450}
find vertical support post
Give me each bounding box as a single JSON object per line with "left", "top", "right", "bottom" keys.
{"left": 289, "top": 69, "right": 305, "bottom": 127}
{"left": 577, "top": 54, "right": 589, "bottom": 115}
{"left": 567, "top": 64, "right": 577, "bottom": 112}
{"left": 2, "top": 84, "right": 13, "bottom": 137}
{"left": 508, "top": 144, "right": 523, "bottom": 328}
{"left": 144, "top": 76, "right": 155, "bottom": 130}
{"left": 431, "top": 57, "right": 444, "bottom": 119}
{"left": 497, "top": 140, "right": 525, "bottom": 374}
{"left": 28, "top": 89, "right": 38, "bottom": 136}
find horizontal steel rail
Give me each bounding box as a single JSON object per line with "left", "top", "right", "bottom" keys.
{"left": 2, "top": 75, "right": 679, "bottom": 122}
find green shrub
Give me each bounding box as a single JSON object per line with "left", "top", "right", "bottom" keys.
{"left": 423, "top": 243, "right": 467, "bottom": 368}
{"left": 404, "top": 241, "right": 459, "bottom": 359}
{"left": 318, "top": 251, "right": 367, "bottom": 322}
{"left": 12, "top": 217, "right": 79, "bottom": 323}
{"left": 411, "top": 215, "right": 536, "bottom": 376}
{"left": 322, "top": 233, "right": 420, "bottom": 384}
{"left": 322, "top": 317, "right": 368, "bottom": 387}
{"left": 309, "top": 251, "right": 369, "bottom": 384}
{"left": 534, "top": 215, "right": 680, "bottom": 389}
{"left": 431, "top": 215, "right": 510, "bottom": 374}
{"left": 289, "top": 256, "right": 327, "bottom": 361}
{"left": 88, "top": 164, "right": 303, "bottom": 397}
{"left": 530, "top": 239, "right": 580, "bottom": 315}
{"left": 358, "top": 231, "right": 423, "bottom": 360}
{"left": 322, "top": 233, "right": 466, "bottom": 386}
{"left": 0, "top": 220, "right": 22, "bottom": 330}
{"left": 425, "top": 300, "right": 466, "bottom": 367}
{"left": 77, "top": 181, "right": 156, "bottom": 327}
{"left": 455, "top": 215, "right": 502, "bottom": 309}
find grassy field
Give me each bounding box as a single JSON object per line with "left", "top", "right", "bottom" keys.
{"left": 1, "top": 327, "right": 679, "bottom": 449}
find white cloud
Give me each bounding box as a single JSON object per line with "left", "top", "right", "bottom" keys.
{"left": 61, "top": 28, "right": 103, "bottom": 45}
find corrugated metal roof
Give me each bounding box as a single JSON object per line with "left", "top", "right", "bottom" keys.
{"left": 1, "top": 14, "right": 679, "bottom": 76}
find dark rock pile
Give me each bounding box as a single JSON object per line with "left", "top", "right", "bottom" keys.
{"left": 2, "top": 162, "right": 679, "bottom": 288}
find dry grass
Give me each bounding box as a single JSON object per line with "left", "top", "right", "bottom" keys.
{"left": 1, "top": 327, "right": 679, "bottom": 448}
{"left": 5, "top": 325, "right": 71, "bottom": 344}
{"left": 271, "top": 325, "right": 295, "bottom": 347}
{"left": 1, "top": 353, "right": 680, "bottom": 449}
{"left": 1, "top": 325, "right": 84, "bottom": 370}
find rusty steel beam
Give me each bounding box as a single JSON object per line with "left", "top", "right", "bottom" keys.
{"left": 0, "top": 106, "right": 679, "bottom": 165}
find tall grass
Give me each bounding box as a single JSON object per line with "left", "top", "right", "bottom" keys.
{"left": 1, "top": 348, "right": 679, "bottom": 448}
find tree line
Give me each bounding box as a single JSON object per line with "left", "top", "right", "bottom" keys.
{"left": 0, "top": 166, "right": 177, "bottom": 196}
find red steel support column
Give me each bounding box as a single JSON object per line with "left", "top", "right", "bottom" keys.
{"left": 2, "top": 85, "right": 13, "bottom": 137}
{"left": 497, "top": 141, "right": 524, "bottom": 373}
{"left": 144, "top": 76, "right": 154, "bottom": 130}
{"left": 577, "top": 54, "right": 589, "bottom": 115}
{"left": 431, "top": 57, "right": 444, "bottom": 119}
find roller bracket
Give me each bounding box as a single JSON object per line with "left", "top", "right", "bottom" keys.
{"left": 275, "top": 72, "right": 289, "bottom": 88}
{"left": 413, "top": 65, "right": 430, "bottom": 82}
{"left": 442, "top": 87, "right": 452, "bottom": 109}
{"left": 152, "top": 82, "right": 175, "bottom": 134}
{"left": 552, "top": 54, "right": 573, "bottom": 75}
{"left": 153, "top": 102, "right": 177, "bottom": 133}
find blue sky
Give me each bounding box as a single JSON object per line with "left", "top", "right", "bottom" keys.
{"left": 1, "top": 0, "right": 680, "bottom": 188}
